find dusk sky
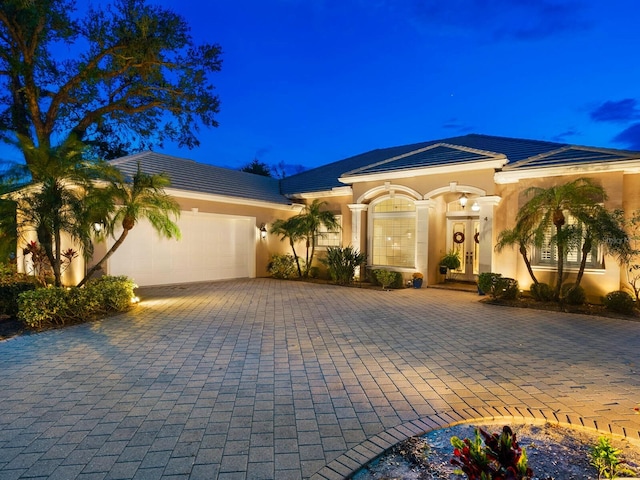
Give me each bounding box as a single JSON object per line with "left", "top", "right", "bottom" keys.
{"left": 5, "top": 1, "right": 640, "bottom": 174}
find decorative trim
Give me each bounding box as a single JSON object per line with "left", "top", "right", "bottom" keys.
{"left": 356, "top": 184, "right": 422, "bottom": 204}
{"left": 288, "top": 186, "right": 353, "bottom": 199}
{"left": 424, "top": 184, "right": 487, "bottom": 199}
{"left": 495, "top": 159, "right": 640, "bottom": 184}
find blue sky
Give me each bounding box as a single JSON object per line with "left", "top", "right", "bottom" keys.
{"left": 5, "top": 1, "right": 640, "bottom": 173}
{"left": 152, "top": 0, "right": 640, "bottom": 172}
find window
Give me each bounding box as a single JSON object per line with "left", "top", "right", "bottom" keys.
{"left": 316, "top": 215, "right": 342, "bottom": 248}
{"left": 533, "top": 214, "right": 602, "bottom": 269}
{"left": 371, "top": 197, "right": 416, "bottom": 267}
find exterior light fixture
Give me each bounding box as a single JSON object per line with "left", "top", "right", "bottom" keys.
{"left": 93, "top": 221, "right": 103, "bottom": 233}
{"left": 471, "top": 201, "right": 480, "bottom": 212}
{"left": 259, "top": 224, "right": 267, "bottom": 240}
{"left": 459, "top": 193, "right": 468, "bottom": 208}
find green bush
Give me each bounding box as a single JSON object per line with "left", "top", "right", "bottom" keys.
{"left": 0, "top": 282, "right": 37, "bottom": 317}
{"left": 373, "top": 269, "right": 401, "bottom": 289}
{"left": 267, "top": 254, "right": 298, "bottom": 279}
{"left": 602, "top": 290, "right": 636, "bottom": 314}
{"left": 561, "top": 283, "right": 586, "bottom": 305}
{"left": 530, "top": 282, "right": 554, "bottom": 302}
{"left": 18, "top": 276, "right": 137, "bottom": 330}
{"left": 321, "top": 246, "right": 366, "bottom": 285}
{"left": 477, "top": 272, "right": 519, "bottom": 300}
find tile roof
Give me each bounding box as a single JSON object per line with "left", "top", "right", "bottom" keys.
{"left": 280, "top": 134, "right": 640, "bottom": 195}
{"left": 109, "top": 151, "right": 291, "bottom": 205}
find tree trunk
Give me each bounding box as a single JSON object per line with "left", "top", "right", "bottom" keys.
{"left": 289, "top": 239, "right": 302, "bottom": 277}
{"left": 554, "top": 223, "right": 564, "bottom": 301}
{"left": 53, "top": 224, "right": 62, "bottom": 287}
{"left": 520, "top": 244, "right": 538, "bottom": 285}
{"left": 77, "top": 228, "right": 130, "bottom": 287}
{"left": 575, "top": 237, "right": 592, "bottom": 287}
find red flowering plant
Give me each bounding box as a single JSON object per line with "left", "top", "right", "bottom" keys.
{"left": 22, "top": 241, "right": 77, "bottom": 285}
{"left": 450, "top": 426, "right": 533, "bottom": 480}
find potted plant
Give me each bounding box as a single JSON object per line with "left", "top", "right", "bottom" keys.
{"left": 412, "top": 272, "right": 423, "bottom": 289}
{"left": 439, "top": 250, "right": 461, "bottom": 280}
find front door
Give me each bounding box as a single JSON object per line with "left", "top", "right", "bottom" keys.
{"left": 446, "top": 217, "right": 480, "bottom": 281}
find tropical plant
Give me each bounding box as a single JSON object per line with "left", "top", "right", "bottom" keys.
{"left": 295, "top": 200, "right": 340, "bottom": 277}
{"left": 267, "top": 253, "right": 298, "bottom": 279}
{"left": 321, "top": 246, "right": 365, "bottom": 285}
{"left": 560, "top": 283, "right": 586, "bottom": 306}
{"left": 529, "top": 282, "right": 554, "bottom": 302}
{"left": 589, "top": 436, "right": 636, "bottom": 479}
{"left": 601, "top": 290, "right": 636, "bottom": 315}
{"left": 78, "top": 164, "right": 180, "bottom": 287}
{"left": 0, "top": 0, "right": 222, "bottom": 165}
{"left": 477, "top": 273, "right": 519, "bottom": 301}
{"left": 514, "top": 178, "right": 630, "bottom": 301}
{"left": 495, "top": 215, "right": 539, "bottom": 286}
{"left": 450, "top": 426, "right": 533, "bottom": 480}
{"left": 374, "top": 269, "right": 398, "bottom": 290}
{"left": 622, "top": 209, "right": 640, "bottom": 303}
{"left": 271, "top": 200, "right": 340, "bottom": 278}
{"left": 270, "top": 217, "right": 304, "bottom": 277}
{"left": 440, "top": 249, "right": 461, "bottom": 276}
{"left": 9, "top": 137, "right": 121, "bottom": 286}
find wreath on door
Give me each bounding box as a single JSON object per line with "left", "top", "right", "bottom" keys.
{"left": 474, "top": 232, "right": 480, "bottom": 244}
{"left": 453, "top": 232, "right": 465, "bottom": 244}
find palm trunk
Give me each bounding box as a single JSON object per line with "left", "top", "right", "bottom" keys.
{"left": 77, "top": 228, "right": 130, "bottom": 287}
{"left": 289, "top": 239, "right": 302, "bottom": 277}
{"left": 575, "top": 237, "right": 592, "bottom": 287}
{"left": 53, "top": 224, "right": 62, "bottom": 287}
{"left": 519, "top": 244, "right": 538, "bottom": 285}
{"left": 554, "top": 223, "right": 564, "bottom": 301}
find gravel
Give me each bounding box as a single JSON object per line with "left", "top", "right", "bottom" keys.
{"left": 351, "top": 422, "right": 640, "bottom": 480}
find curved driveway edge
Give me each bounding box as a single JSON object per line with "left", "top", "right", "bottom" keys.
{"left": 0, "top": 279, "right": 638, "bottom": 480}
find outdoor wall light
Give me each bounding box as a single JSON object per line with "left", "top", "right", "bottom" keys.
{"left": 458, "top": 193, "right": 468, "bottom": 208}
{"left": 93, "top": 221, "right": 103, "bottom": 233}
{"left": 259, "top": 223, "right": 267, "bottom": 240}
{"left": 471, "top": 201, "right": 480, "bottom": 212}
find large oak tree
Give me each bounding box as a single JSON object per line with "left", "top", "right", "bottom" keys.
{"left": 0, "top": 0, "right": 222, "bottom": 166}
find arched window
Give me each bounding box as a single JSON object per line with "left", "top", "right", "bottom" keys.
{"left": 370, "top": 196, "right": 416, "bottom": 267}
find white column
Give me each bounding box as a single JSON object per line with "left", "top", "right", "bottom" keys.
{"left": 415, "top": 200, "right": 435, "bottom": 282}
{"left": 347, "top": 203, "right": 368, "bottom": 251}
{"left": 476, "top": 195, "right": 502, "bottom": 273}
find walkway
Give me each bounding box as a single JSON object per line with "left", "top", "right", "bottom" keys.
{"left": 0, "top": 279, "right": 638, "bottom": 479}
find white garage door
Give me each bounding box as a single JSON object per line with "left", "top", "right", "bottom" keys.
{"left": 107, "top": 211, "right": 256, "bottom": 286}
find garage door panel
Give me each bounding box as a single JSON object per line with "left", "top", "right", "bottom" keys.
{"left": 107, "top": 211, "right": 255, "bottom": 286}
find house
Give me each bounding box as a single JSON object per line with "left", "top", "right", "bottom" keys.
{"left": 17, "top": 134, "right": 640, "bottom": 299}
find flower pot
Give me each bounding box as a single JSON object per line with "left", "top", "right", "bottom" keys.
{"left": 413, "top": 278, "right": 423, "bottom": 289}
{"left": 439, "top": 265, "right": 448, "bottom": 275}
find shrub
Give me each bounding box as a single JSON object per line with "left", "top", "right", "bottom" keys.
{"left": 373, "top": 269, "right": 400, "bottom": 289}
{"left": 602, "top": 290, "right": 636, "bottom": 314}
{"left": 477, "top": 273, "right": 519, "bottom": 300}
{"left": 0, "top": 282, "right": 37, "bottom": 317}
{"left": 530, "top": 282, "right": 554, "bottom": 302}
{"left": 561, "top": 283, "right": 586, "bottom": 305}
{"left": 267, "top": 254, "right": 298, "bottom": 279}
{"left": 18, "top": 276, "right": 137, "bottom": 330}
{"left": 450, "top": 426, "right": 533, "bottom": 480}
{"left": 589, "top": 436, "right": 637, "bottom": 479}
{"left": 321, "top": 246, "right": 366, "bottom": 285}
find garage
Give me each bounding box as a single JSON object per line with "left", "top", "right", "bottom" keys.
{"left": 107, "top": 210, "right": 256, "bottom": 286}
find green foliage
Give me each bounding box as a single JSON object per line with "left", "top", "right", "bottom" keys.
{"left": 602, "top": 291, "right": 636, "bottom": 315}
{"left": 321, "top": 246, "right": 365, "bottom": 285}
{"left": 373, "top": 269, "right": 400, "bottom": 289}
{"left": 450, "top": 426, "right": 533, "bottom": 480}
{"left": 240, "top": 159, "right": 272, "bottom": 177}
{"left": 529, "top": 282, "right": 554, "bottom": 302}
{"left": 477, "top": 273, "right": 519, "bottom": 300}
{"left": 560, "top": 283, "right": 586, "bottom": 305}
{"left": 0, "top": 282, "right": 37, "bottom": 317}
{"left": 17, "top": 276, "right": 137, "bottom": 330}
{"left": 308, "top": 266, "right": 321, "bottom": 279}
{"left": 0, "top": 0, "right": 222, "bottom": 159}
{"left": 440, "top": 250, "right": 461, "bottom": 270}
{"left": 589, "top": 436, "right": 637, "bottom": 479}
{"left": 268, "top": 254, "right": 299, "bottom": 279}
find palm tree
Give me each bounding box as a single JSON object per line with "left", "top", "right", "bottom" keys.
{"left": 495, "top": 214, "right": 539, "bottom": 286}
{"left": 270, "top": 217, "right": 305, "bottom": 277}
{"left": 295, "top": 199, "right": 340, "bottom": 277}
{"left": 517, "top": 178, "right": 614, "bottom": 300}
{"left": 77, "top": 164, "right": 181, "bottom": 287}
{"left": 12, "top": 136, "right": 120, "bottom": 286}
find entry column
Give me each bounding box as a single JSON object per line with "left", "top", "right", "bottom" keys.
{"left": 476, "top": 196, "right": 502, "bottom": 273}
{"left": 415, "top": 200, "right": 435, "bottom": 284}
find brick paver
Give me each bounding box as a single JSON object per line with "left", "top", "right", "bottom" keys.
{"left": 0, "top": 279, "right": 639, "bottom": 479}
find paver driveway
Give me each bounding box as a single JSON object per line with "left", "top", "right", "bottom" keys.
{"left": 0, "top": 279, "right": 639, "bottom": 480}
